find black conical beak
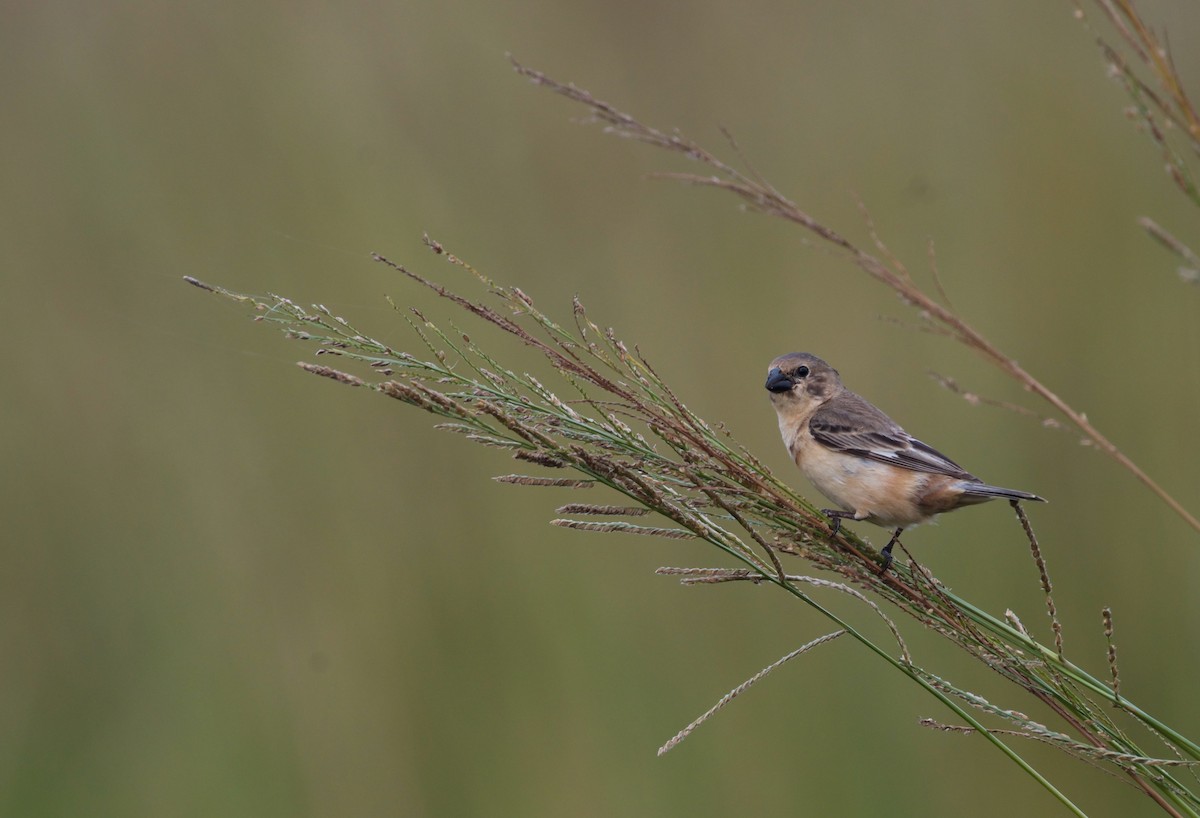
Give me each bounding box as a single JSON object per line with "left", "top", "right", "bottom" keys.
{"left": 765, "top": 367, "right": 793, "bottom": 393}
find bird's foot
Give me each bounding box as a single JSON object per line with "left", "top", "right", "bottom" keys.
{"left": 879, "top": 528, "right": 903, "bottom": 574}
{"left": 820, "top": 509, "right": 856, "bottom": 539}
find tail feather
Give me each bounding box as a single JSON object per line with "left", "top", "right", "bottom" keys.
{"left": 961, "top": 483, "right": 1046, "bottom": 503}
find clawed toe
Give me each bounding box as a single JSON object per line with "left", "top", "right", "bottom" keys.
{"left": 820, "top": 508, "right": 853, "bottom": 539}
{"left": 879, "top": 527, "right": 903, "bottom": 574}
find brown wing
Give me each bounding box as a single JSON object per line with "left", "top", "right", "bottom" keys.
{"left": 808, "top": 391, "right": 977, "bottom": 480}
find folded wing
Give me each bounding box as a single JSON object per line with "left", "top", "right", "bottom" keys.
{"left": 808, "top": 392, "right": 978, "bottom": 481}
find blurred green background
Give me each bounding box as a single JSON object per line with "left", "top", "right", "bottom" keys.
{"left": 3, "top": 1, "right": 1199, "bottom": 816}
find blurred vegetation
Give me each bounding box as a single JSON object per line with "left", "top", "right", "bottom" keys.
{"left": 2, "top": 2, "right": 1199, "bottom": 816}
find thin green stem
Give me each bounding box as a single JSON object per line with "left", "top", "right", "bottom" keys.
{"left": 945, "top": 590, "right": 1200, "bottom": 760}
{"left": 754, "top": 566, "right": 1091, "bottom": 817}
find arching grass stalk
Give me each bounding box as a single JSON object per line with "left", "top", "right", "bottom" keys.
{"left": 187, "top": 249, "right": 1199, "bottom": 815}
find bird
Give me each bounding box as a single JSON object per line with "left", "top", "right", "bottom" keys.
{"left": 764, "top": 352, "right": 1044, "bottom": 571}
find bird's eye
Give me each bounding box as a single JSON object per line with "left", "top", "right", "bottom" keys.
{"left": 793, "top": 365, "right": 810, "bottom": 378}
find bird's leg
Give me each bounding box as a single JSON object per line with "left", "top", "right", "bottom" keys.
{"left": 820, "top": 509, "right": 857, "bottom": 539}
{"left": 879, "top": 528, "right": 903, "bottom": 573}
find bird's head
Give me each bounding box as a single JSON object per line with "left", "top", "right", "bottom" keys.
{"left": 765, "top": 353, "right": 842, "bottom": 415}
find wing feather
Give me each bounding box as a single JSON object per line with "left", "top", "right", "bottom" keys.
{"left": 808, "top": 392, "right": 977, "bottom": 480}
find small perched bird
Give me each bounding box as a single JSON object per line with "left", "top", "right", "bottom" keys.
{"left": 765, "top": 352, "right": 1044, "bottom": 571}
